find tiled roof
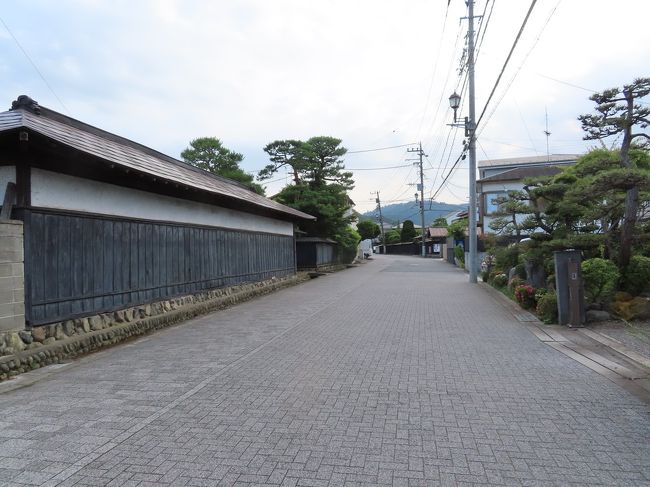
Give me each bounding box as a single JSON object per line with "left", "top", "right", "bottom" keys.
{"left": 426, "top": 227, "right": 449, "bottom": 238}
{"left": 0, "top": 103, "right": 314, "bottom": 221}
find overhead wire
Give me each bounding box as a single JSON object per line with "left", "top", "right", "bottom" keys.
{"left": 0, "top": 15, "right": 70, "bottom": 114}
{"left": 416, "top": 1, "right": 451, "bottom": 140}
{"left": 476, "top": 0, "right": 539, "bottom": 129}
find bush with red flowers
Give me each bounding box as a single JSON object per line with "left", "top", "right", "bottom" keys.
{"left": 514, "top": 284, "right": 536, "bottom": 309}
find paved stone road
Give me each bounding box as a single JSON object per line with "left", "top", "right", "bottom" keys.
{"left": 1, "top": 255, "right": 649, "bottom": 486}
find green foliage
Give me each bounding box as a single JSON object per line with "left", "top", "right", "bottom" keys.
{"left": 492, "top": 273, "right": 508, "bottom": 288}
{"left": 536, "top": 290, "right": 558, "bottom": 323}
{"left": 274, "top": 184, "right": 353, "bottom": 239}
{"left": 448, "top": 219, "right": 467, "bottom": 240}
{"left": 269, "top": 136, "right": 356, "bottom": 253}
{"left": 181, "top": 137, "right": 264, "bottom": 195}
{"left": 481, "top": 270, "right": 490, "bottom": 282}
{"left": 260, "top": 136, "right": 353, "bottom": 190}
{"left": 514, "top": 284, "right": 536, "bottom": 309}
{"left": 356, "top": 220, "right": 380, "bottom": 241}
{"left": 494, "top": 245, "right": 519, "bottom": 272}
{"left": 385, "top": 230, "right": 401, "bottom": 244}
{"left": 582, "top": 258, "right": 620, "bottom": 303}
{"left": 454, "top": 245, "right": 465, "bottom": 264}
{"left": 335, "top": 226, "right": 361, "bottom": 264}
{"left": 400, "top": 220, "right": 416, "bottom": 242}
{"left": 514, "top": 263, "right": 526, "bottom": 279}
{"left": 623, "top": 255, "right": 650, "bottom": 294}
{"left": 432, "top": 217, "right": 448, "bottom": 227}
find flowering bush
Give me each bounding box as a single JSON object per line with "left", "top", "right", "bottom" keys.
{"left": 514, "top": 284, "right": 536, "bottom": 309}
{"left": 492, "top": 273, "right": 508, "bottom": 288}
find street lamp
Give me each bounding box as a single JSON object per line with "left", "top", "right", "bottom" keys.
{"left": 448, "top": 92, "right": 461, "bottom": 122}
{"left": 447, "top": 88, "right": 478, "bottom": 284}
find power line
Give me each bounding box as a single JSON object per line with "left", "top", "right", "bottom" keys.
{"left": 476, "top": 0, "right": 538, "bottom": 128}
{"left": 478, "top": 0, "right": 562, "bottom": 135}
{"left": 347, "top": 143, "right": 416, "bottom": 154}
{"left": 416, "top": 1, "right": 451, "bottom": 140}
{"left": 0, "top": 15, "right": 70, "bottom": 115}
{"left": 347, "top": 163, "right": 412, "bottom": 171}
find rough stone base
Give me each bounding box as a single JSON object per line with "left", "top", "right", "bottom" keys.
{"left": 0, "top": 273, "right": 309, "bottom": 381}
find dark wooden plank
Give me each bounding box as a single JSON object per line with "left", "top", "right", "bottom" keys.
{"left": 101, "top": 220, "right": 114, "bottom": 310}
{"left": 129, "top": 221, "right": 138, "bottom": 304}
{"left": 29, "top": 212, "right": 45, "bottom": 323}
{"left": 113, "top": 221, "right": 124, "bottom": 308}
{"left": 137, "top": 223, "right": 146, "bottom": 303}
{"left": 44, "top": 214, "right": 60, "bottom": 321}
{"left": 144, "top": 223, "right": 153, "bottom": 302}
{"left": 152, "top": 224, "right": 160, "bottom": 301}
{"left": 69, "top": 216, "right": 84, "bottom": 315}
{"left": 82, "top": 217, "right": 94, "bottom": 313}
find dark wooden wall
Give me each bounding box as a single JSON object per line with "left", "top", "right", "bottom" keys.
{"left": 25, "top": 209, "right": 295, "bottom": 325}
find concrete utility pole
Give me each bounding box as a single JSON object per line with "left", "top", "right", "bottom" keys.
{"left": 408, "top": 143, "right": 427, "bottom": 257}
{"left": 372, "top": 191, "right": 387, "bottom": 254}
{"left": 466, "top": 0, "right": 478, "bottom": 283}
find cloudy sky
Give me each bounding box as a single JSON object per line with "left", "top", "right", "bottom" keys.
{"left": 1, "top": 0, "right": 648, "bottom": 213}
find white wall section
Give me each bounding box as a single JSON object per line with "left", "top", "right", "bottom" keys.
{"left": 31, "top": 169, "right": 294, "bottom": 236}
{"left": 0, "top": 166, "right": 16, "bottom": 203}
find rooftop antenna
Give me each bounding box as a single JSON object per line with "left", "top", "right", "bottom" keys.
{"left": 543, "top": 107, "right": 551, "bottom": 162}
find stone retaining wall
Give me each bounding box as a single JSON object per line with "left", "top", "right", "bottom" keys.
{"left": 0, "top": 273, "right": 309, "bottom": 381}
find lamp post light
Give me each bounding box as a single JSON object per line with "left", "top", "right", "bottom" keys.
{"left": 448, "top": 92, "right": 461, "bottom": 122}
{"left": 447, "top": 88, "right": 478, "bottom": 284}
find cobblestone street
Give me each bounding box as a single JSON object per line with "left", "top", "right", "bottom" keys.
{"left": 1, "top": 255, "right": 649, "bottom": 486}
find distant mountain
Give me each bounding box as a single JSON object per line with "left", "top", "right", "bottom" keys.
{"left": 360, "top": 201, "right": 465, "bottom": 227}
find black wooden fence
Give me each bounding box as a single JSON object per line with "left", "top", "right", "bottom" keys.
{"left": 25, "top": 210, "right": 295, "bottom": 325}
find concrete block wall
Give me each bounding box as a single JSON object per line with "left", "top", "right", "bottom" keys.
{"left": 0, "top": 220, "right": 24, "bottom": 332}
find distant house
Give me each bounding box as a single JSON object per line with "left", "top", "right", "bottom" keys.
{"left": 477, "top": 154, "right": 579, "bottom": 234}
{"left": 0, "top": 95, "right": 314, "bottom": 328}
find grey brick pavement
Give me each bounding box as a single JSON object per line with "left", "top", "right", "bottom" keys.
{"left": 1, "top": 255, "right": 649, "bottom": 486}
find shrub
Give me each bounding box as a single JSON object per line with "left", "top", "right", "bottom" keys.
{"left": 536, "top": 290, "right": 558, "bottom": 323}
{"left": 481, "top": 270, "right": 489, "bottom": 282}
{"left": 514, "top": 263, "right": 526, "bottom": 279}
{"left": 534, "top": 288, "right": 548, "bottom": 302}
{"left": 454, "top": 245, "right": 465, "bottom": 264}
{"left": 623, "top": 255, "right": 650, "bottom": 295}
{"left": 514, "top": 284, "right": 536, "bottom": 309}
{"left": 492, "top": 273, "right": 508, "bottom": 288}
{"left": 508, "top": 276, "right": 524, "bottom": 292}
{"left": 582, "top": 258, "right": 619, "bottom": 303}
{"left": 494, "top": 245, "right": 519, "bottom": 271}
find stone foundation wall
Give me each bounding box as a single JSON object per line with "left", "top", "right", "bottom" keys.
{"left": 0, "top": 273, "right": 309, "bottom": 381}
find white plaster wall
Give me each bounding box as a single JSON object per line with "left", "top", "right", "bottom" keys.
{"left": 0, "top": 166, "right": 16, "bottom": 203}
{"left": 31, "top": 169, "right": 294, "bottom": 236}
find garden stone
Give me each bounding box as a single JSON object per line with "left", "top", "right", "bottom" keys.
{"left": 18, "top": 331, "right": 33, "bottom": 344}
{"left": 43, "top": 337, "right": 56, "bottom": 345}
{"left": 89, "top": 316, "right": 103, "bottom": 331}
{"left": 586, "top": 303, "right": 602, "bottom": 311}
{"left": 7, "top": 333, "right": 25, "bottom": 352}
{"left": 81, "top": 318, "right": 90, "bottom": 333}
{"left": 586, "top": 310, "right": 611, "bottom": 322}
{"left": 54, "top": 324, "right": 65, "bottom": 340}
{"left": 32, "top": 327, "right": 47, "bottom": 342}
{"left": 63, "top": 320, "right": 75, "bottom": 336}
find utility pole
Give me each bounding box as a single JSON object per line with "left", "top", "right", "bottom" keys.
{"left": 407, "top": 142, "right": 427, "bottom": 257}
{"left": 372, "top": 191, "right": 386, "bottom": 255}
{"left": 466, "top": 0, "right": 478, "bottom": 283}
{"left": 447, "top": 1, "right": 478, "bottom": 282}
